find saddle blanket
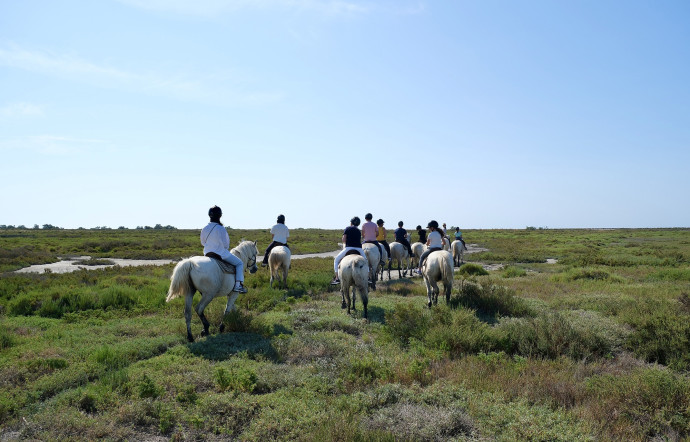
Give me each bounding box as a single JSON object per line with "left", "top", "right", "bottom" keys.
{"left": 205, "top": 253, "right": 236, "bottom": 274}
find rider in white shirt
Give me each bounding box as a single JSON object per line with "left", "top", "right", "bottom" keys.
{"left": 201, "top": 205, "right": 247, "bottom": 293}
{"left": 416, "top": 220, "right": 444, "bottom": 274}
{"left": 261, "top": 214, "right": 290, "bottom": 267}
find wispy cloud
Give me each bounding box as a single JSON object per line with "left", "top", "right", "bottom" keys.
{"left": 0, "top": 44, "right": 283, "bottom": 106}
{"left": 0, "top": 102, "right": 45, "bottom": 117}
{"left": 0, "top": 135, "right": 106, "bottom": 155}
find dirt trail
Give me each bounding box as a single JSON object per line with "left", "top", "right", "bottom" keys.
{"left": 13, "top": 244, "right": 492, "bottom": 275}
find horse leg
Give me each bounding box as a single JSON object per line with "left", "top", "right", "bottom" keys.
{"left": 351, "top": 286, "right": 357, "bottom": 311}
{"left": 196, "top": 293, "right": 215, "bottom": 337}
{"left": 424, "top": 278, "right": 433, "bottom": 308}
{"left": 185, "top": 294, "right": 195, "bottom": 342}
{"left": 282, "top": 267, "right": 288, "bottom": 289}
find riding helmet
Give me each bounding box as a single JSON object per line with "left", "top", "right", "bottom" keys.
{"left": 277, "top": 214, "right": 285, "bottom": 224}
{"left": 427, "top": 220, "right": 439, "bottom": 229}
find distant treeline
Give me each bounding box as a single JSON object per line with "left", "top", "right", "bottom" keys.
{"left": 0, "top": 224, "right": 177, "bottom": 230}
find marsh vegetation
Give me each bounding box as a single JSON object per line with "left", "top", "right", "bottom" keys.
{"left": 1, "top": 228, "right": 689, "bottom": 440}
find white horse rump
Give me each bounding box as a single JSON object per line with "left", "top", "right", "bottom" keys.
{"left": 422, "top": 250, "right": 454, "bottom": 307}
{"left": 451, "top": 240, "right": 466, "bottom": 266}
{"left": 362, "top": 243, "right": 381, "bottom": 289}
{"left": 389, "top": 241, "right": 412, "bottom": 278}
{"left": 338, "top": 254, "right": 370, "bottom": 318}
{"left": 269, "top": 245, "right": 291, "bottom": 289}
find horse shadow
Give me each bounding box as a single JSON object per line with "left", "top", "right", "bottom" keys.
{"left": 365, "top": 305, "right": 386, "bottom": 324}
{"left": 188, "top": 332, "right": 279, "bottom": 361}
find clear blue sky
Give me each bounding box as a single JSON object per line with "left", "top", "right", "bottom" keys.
{"left": 1, "top": 0, "right": 688, "bottom": 230}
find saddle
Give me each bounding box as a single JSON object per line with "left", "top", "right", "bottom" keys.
{"left": 344, "top": 249, "right": 362, "bottom": 257}
{"left": 205, "top": 252, "right": 236, "bottom": 274}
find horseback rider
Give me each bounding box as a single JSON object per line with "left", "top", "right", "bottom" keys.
{"left": 201, "top": 206, "right": 248, "bottom": 293}
{"left": 416, "top": 220, "right": 444, "bottom": 274}
{"left": 416, "top": 225, "right": 427, "bottom": 244}
{"left": 361, "top": 213, "right": 384, "bottom": 266}
{"left": 331, "top": 216, "right": 368, "bottom": 285}
{"left": 376, "top": 218, "right": 391, "bottom": 262}
{"left": 454, "top": 226, "right": 467, "bottom": 249}
{"left": 261, "top": 214, "right": 289, "bottom": 267}
{"left": 394, "top": 221, "right": 415, "bottom": 257}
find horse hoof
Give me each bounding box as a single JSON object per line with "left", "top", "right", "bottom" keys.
{"left": 219, "top": 324, "right": 225, "bottom": 333}
{"left": 201, "top": 330, "right": 209, "bottom": 337}
{"left": 427, "top": 302, "right": 432, "bottom": 308}
{"left": 341, "top": 302, "right": 347, "bottom": 309}
{"left": 187, "top": 334, "right": 195, "bottom": 343}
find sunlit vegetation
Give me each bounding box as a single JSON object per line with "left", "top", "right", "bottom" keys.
{"left": 0, "top": 228, "right": 688, "bottom": 440}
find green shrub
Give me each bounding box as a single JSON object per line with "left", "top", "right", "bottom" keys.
{"left": 9, "top": 295, "right": 39, "bottom": 316}
{"left": 626, "top": 313, "right": 690, "bottom": 370}
{"left": 451, "top": 281, "right": 534, "bottom": 319}
{"left": 0, "top": 327, "right": 15, "bottom": 350}
{"left": 502, "top": 266, "right": 527, "bottom": 278}
{"left": 384, "top": 303, "right": 430, "bottom": 347}
{"left": 346, "top": 354, "right": 393, "bottom": 385}
{"left": 498, "top": 310, "right": 627, "bottom": 360}
{"left": 457, "top": 263, "right": 488, "bottom": 276}
{"left": 424, "top": 307, "right": 495, "bottom": 356}
{"left": 587, "top": 368, "right": 690, "bottom": 438}
{"left": 214, "top": 365, "right": 257, "bottom": 393}
{"left": 138, "top": 374, "right": 161, "bottom": 398}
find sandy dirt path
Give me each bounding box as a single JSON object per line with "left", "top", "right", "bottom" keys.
{"left": 14, "top": 244, "right": 490, "bottom": 275}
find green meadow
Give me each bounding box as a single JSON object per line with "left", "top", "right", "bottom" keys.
{"left": 1, "top": 228, "right": 689, "bottom": 440}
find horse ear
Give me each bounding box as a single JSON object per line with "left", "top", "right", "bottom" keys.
{"left": 253, "top": 240, "right": 257, "bottom": 246}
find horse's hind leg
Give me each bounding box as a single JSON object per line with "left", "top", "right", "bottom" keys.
{"left": 196, "top": 293, "right": 215, "bottom": 337}
{"left": 185, "top": 295, "right": 195, "bottom": 342}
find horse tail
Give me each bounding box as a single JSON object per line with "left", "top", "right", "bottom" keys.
{"left": 166, "top": 259, "right": 195, "bottom": 302}
{"left": 441, "top": 253, "right": 453, "bottom": 283}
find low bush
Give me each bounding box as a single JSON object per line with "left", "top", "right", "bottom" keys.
{"left": 498, "top": 310, "right": 627, "bottom": 360}
{"left": 502, "top": 266, "right": 527, "bottom": 278}
{"left": 457, "top": 263, "right": 488, "bottom": 276}
{"left": 625, "top": 312, "right": 690, "bottom": 370}
{"left": 424, "top": 307, "right": 495, "bottom": 356}
{"left": 384, "top": 303, "right": 430, "bottom": 347}
{"left": 587, "top": 368, "right": 690, "bottom": 439}
{"left": 451, "top": 281, "right": 534, "bottom": 319}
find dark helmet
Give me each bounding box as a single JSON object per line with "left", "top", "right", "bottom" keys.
{"left": 416, "top": 225, "right": 422, "bottom": 230}
{"left": 376, "top": 218, "right": 384, "bottom": 226}
{"left": 398, "top": 221, "right": 403, "bottom": 227}
{"left": 208, "top": 205, "right": 222, "bottom": 219}
{"left": 427, "top": 220, "right": 439, "bottom": 229}
{"left": 350, "top": 216, "right": 361, "bottom": 227}
{"left": 365, "top": 213, "right": 373, "bottom": 220}
{"left": 277, "top": 214, "right": 285, "bottom": 224}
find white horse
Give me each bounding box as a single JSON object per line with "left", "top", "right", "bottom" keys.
{"left": 166, "top": 240, "right": 259, "bottom": 342}
{"left": 362, "top": 243, "right": 381, "bottom": 289}
{"left": 338, "top": 253, "right": 369, "bottom": 318}
{"left": 269, "top": 245, "right": 291, "bottom": 289}
{"left": 389, "top": 242, "right": 412, "bottom": 278}
{"left": 422, "top": 250, "right": 454, "bottom": 308}
{"left": 411, "top": 242, "right": 426, "bottom": 268}
{"left": 451, "top": 240, "right": 466, "bottom": 266}
{"left": 442, "top": 237, "right": 451, "bottom": 251}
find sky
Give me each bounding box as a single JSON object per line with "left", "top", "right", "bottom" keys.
{"left": 1, "top": 0, "right": 689, "bottom": 230}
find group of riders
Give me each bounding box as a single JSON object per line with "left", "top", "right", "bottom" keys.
{"left": 201, "top": 205, "right": 466, "bottom": 291}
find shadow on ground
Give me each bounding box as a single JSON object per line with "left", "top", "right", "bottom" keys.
{"left": 189, "top": 332, "right": 278, "bottom": 361}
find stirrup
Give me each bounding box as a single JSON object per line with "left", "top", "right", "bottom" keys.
{"left": 233, "top": 283, "right": 248, "bottom": 293}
